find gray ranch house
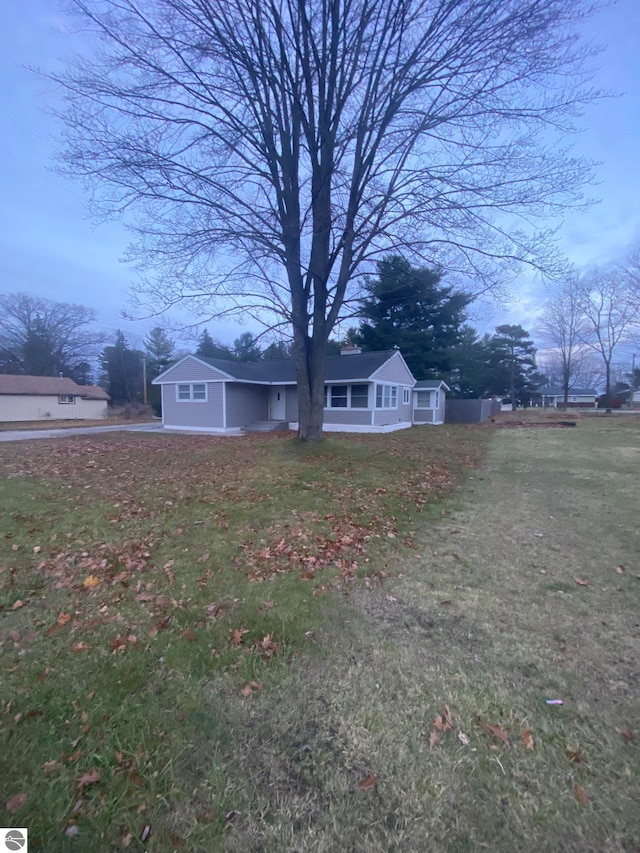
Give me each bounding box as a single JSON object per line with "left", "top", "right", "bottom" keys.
{"left": 153, "top": 348, "right": 447, "bottom": 434}
{"left": 531, "top": 386, "right": 598, "bottom": 408}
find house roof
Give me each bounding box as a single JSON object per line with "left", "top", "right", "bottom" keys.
{"left": 533, "top": 386, "right": 597, "bottom": 396}
{"left": 0, "top": 374, "right": 110, "bottom": 400}
{"left": 167, "top": 350, "right": 406, "bottom": 384}
{"left": 414, "top": 379, "right": 450, "bottom": 391}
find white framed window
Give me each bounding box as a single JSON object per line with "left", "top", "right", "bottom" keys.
{"left": 324, "top": 383, "right": 370, "bottom": 409}
{"left": 415, "top": 390, "right": 433, "bottom": 409}
{"left": 375, "top": 383, "right": 397, "bottom": 409}
{"left": 402, "top": 388, "right": 410, "bottom": 405}
{"left": 176, "top": 382, "right": 207, "bottom": 402}
{"left": 58, "top": 395, "right": 75, "bottom": 404}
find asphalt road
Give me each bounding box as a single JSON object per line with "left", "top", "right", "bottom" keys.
{"left": 0, "top": 422, "right": 163, "bottom": 442}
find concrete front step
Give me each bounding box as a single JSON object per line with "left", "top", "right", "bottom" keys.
{"left": 244, "top": 420, "right": 290, "bottom": 433}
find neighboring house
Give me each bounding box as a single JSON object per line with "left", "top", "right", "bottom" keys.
{"left": 531, "top": 386, "right": 598, "bottom": 408}
{"left": 0, "top": 375, "right": 110, "bottom": 422}
{"left": 152, "top": 347, "right": 448, "bottom": 433}
{"left": 413, "top": 379, "right": 449, "bottom": 425}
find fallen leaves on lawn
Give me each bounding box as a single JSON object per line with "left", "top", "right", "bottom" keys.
{"left": 566, "top": 747, "right": 585, "bottom": 763}
{"left": 521, "top": 729, "right": 534, "bottom": 750}
{"left": 83, "top": 575, "right": 101, "bottom": 590}
{"left": 76, "top": 769, "right": 101, "bottom": 790}
{"left": 574, "top": 577, "right": 589, "bottom": 587}
{"left": 358, "top": 774, "right": 377, "bottom": 791}
{"left": 433, "top": 704, "right": 454, "bottom": 733}
{"left": 575, "top": 785, "right": 589, "bottom": 804}
{"left": 429, "top": 731, "right": 439, "bottom": 749}
{"left": 70, "top": 642, "right": 90, "bottom": 652}
{"left": 616, "top": 726, "right": 635, "bottom": 742}
{"left": 230, "top": 627, "right": 249, "bottom": 647}
{"left": 6, "top": 792, "right": 28, "bottom": 814}
{"left": 240, "top": 681, "right": 262, "bottom": 697}
{"left": 477, "top": 717, "right": 511, "bottom": 748}
{"left": 615, "top": 564, "right": 625, "bottom": 574}
{"left": 458, "top": 732, "right": 470, "bottom": 746}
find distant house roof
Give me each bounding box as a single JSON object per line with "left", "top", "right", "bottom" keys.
{"left": 165, "top": 350, "right": 405, "bottom": 384}
{"left": 533, "top": 386, "right": 597, "bottom": 396}
{"left": 0, "top": 374, "right": 110, "bottom": 400}
{"left": 414, "top": 379, "right": 450, "bottom": 391}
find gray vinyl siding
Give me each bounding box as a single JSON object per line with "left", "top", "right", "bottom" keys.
{"left": 225, "top": 383, "right": 268, "bottom": 428}
{"left": 324, "top": 409, "right": 371, "bottom": 425}
{"left": 285, "top": 387, "right": 298, "bottom": 422}
{"left": 413, "top": 409, "right": 436, "bottom": 424}
{"left": 162, "top": 382, "right": 224, "bottom": 428}
{"left": 157, "top": 357, "right": 229, "bottom": 383}
{"left": 371, "top": 351, "right": 414, "bottom": 384}
{"left": 373, "top": 407, "right": 410, "bottom": 426}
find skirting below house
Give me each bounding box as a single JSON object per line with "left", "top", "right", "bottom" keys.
{"left": 162, "top": 424, "right": 244, "bottom": 434}
{"left": 290, "top": 421, "right": 413, "bottom": 434}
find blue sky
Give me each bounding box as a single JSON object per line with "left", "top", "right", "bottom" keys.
{"left": 1, "top": 0, "right": 639, "bottom": 350}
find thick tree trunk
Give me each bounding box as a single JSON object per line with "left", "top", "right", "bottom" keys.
{"left": 293, "top": 330, "right": 327, "bottom": 441}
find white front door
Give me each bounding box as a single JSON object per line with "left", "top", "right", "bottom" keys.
{"left": 269, "top": 386, "right": 286, "bottom": 420}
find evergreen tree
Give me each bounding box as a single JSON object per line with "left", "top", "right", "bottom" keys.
{"left": 195, "top": 329, "right": 233, "bottom": 360}
{"left": 233, "top": 332, "right": 262, "bottom": 363}
{"left": 488, "top": 325, "right": 540, "bottom": 409}
{"left": 262, "top": 340, "right": 293, "bottom": 361}
{"left": 100, "top": 331, "right": 144, "bottom": 404}
{"left": 354, "top": 256, "right": 471, "bottom": 379}
{"left": 145, "top": 326, "right": 175, "bottom": 380}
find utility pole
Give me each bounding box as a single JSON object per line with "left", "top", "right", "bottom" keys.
{"left": 142, "top": 356, "right": 148, "bottom": 405}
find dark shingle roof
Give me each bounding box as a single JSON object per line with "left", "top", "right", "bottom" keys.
{"left": 0, "top": 374, "right": 110, "bottom": 400}
{"left": 198, "top": 350, "right": 400, "bottom": 383}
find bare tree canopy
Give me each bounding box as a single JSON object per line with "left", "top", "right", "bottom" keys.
{"left": 55, "top": 0, "right": 598, "bottom": 438}
{"left": 578, "top": 267, "right": 639, "bottom": 405}
{"left": 0, "top": 293, "right": 101, "bottom": 383}
{"left": 536, "top": 273, "right": 591, "bottom": 405}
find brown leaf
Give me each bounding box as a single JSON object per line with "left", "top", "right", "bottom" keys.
{"left": 76, "top": 768, "right": 101, "bottom": 789}
{"left": 6, "top": 792, "right": 28, "bottom": 813}
{"left": 230, "top": 627, "right": 249, "bottom": 647}
{"left": 83, "top": 575, "right": 101, "bottom": 589}
{"left": 57, "top": 612, "right": 71, "bottom": 626}
{"left": 358, "top": 774, "right": 377, "bottom": 790}
{"left": 71, "top": 642, "right": 90, "bottom": 652}
{"left": 565, "top": 747, "right": 585, "bottom": 763}
{"left": 11, "top": 599, "right": 25, "bottom": 610}
{"left": 616, "top": 726, "right": 635, "bottom": 742}
{"left": 574, "top": 577, "right": 589, "bottom": 587}
{"left": 478, "top": 717, "right": 511, "bottom": 748}
{"left": 43, "top": 760, "right": 58, "bottom": 774}
{"left": 429, "top": 731, "right": 440, "bottom": 749}
{"left": 458, "top": 732, "right": 470, "bottom": 746}
{"left": 521, "top": 729, "right": 534, "bottom": 750}
{"left": 575, "top": 785, "right": 589, "bottom": 804}
{"left": 240, "top": 680, "right": 262, "bottom": 697}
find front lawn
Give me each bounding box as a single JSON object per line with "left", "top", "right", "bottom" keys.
{"left": 0, "top": 427, "right": 483, "bottom": 850}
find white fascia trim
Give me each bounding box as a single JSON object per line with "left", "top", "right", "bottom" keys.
{"left": 289, "top": 421, "right": 412, "bottom": 434}
{"left": 152, "top": 354, "right": 236, "bottom": 384}
{"left": 413, "top": 420, "right": 444, "bottom": 426}
{"left": 162, "top": 424, "right": 243, "bottom": 434}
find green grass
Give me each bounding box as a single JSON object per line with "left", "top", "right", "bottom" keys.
{"left": 0, "top": 427, "right": 482, "bottom": 850}
{"left": 1, "top": 418, "right": 638, "bottom": 851}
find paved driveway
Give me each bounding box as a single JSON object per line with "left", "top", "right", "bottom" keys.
{"left": 0, "top": 422, "right": 163, "bottom": 442}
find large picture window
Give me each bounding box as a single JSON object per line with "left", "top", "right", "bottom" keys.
{"left": 324, "top": 383, "right": 370, "bottom": 408}
{"left": 176, "top": 383, "right": 207, "bottom": 402}
{"left": 375, "top": 383, "right": 397, "bottom": 409}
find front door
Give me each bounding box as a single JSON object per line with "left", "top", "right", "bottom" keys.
{"left": 269, "top": 386, "right": 286, "bottom": 420}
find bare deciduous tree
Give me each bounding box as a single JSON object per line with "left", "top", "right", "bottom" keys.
{"left": 536, "top": 273, "right": 590, "bottom": 406}
{"left": 578, "top": 268, "right": 639, "bottom": 407}
{"left": 55, "top": 0, "right": 597, "bottom": 439}
{"left": 0, "top": 293, "right": 102, "bottom": 382}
